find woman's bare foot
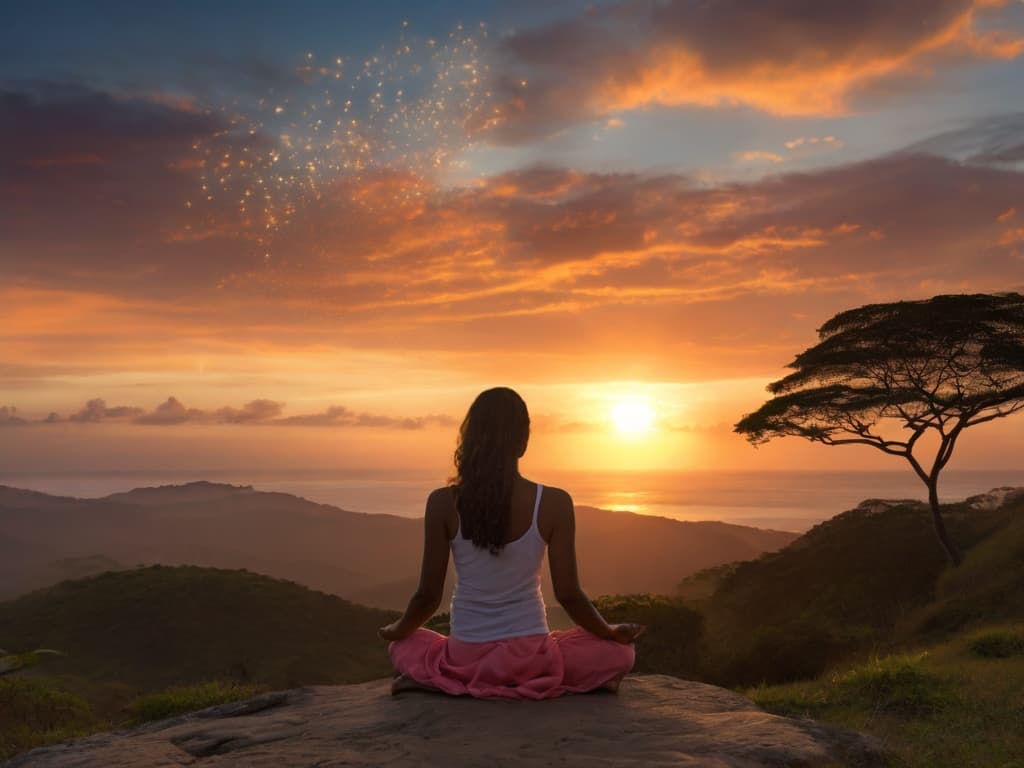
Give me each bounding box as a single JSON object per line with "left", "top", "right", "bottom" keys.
{"left": 391, "top": 674, "right": 440, "bottom": 695}
{"left": 602, "top": 673, "right": 626, "bottom": 693}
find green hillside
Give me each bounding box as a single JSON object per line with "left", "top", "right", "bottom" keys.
{"left": 915, "top": 509, "right": 1024, "bottom": 638}
{"left": 0, "top": 565, "right": 399, "bottom": 759}
{"left": 748, "top": 623, "right": 1024, "bottom": 768}
{"left": 597, "top": 488, "right": 1024, "bottom": 766}
{"left": 4, "top": 488, "right": 1023, "bottom": 763}
{"left": 680, "top": 493, "right": 1021, "bottom": 685}
{"left": 0, "top": 565, "right": 397, "bottom": 692}
{"left": 733, "top": 489, "right": 1024, "bottom": 766}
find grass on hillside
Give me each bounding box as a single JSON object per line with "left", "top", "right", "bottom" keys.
{"left": 0, "top": 676, "right": 269, "bottom": 760}
{"left": 125, "top": 680, "right": 268, "bottom": 725}
{"left": 697, "top": 497, "right": 1017, "bottom": 687}
{"left": 748, "top": 624, "right": 1024, "bottom": 768}
{"left": 0, "top": 677, "right": 99, "bottom": 760}
{"left": 0, "top": 565, "right": 400, "bottom": 761}
{"left": 0, "top": 565, "right": 397, "bottom": 692}
{"left": 914, "top": 511, "right": 1024, "bottom": 639}
{"left": 4, "top": 493, "right": 1023, "bottom": 762}
{"left": 968, "top": 629, "right": 1024, "bottom": 659}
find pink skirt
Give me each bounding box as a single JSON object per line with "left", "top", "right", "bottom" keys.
{"left": 388, "top": 627, "right": 635, "bottom": 700}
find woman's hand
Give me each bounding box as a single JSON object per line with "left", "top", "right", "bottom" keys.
{"left": 378, "top": 621, "right": 406, "bottom": 642}
{"left": 608, "top": 623, "right": 646, "bottom": 644}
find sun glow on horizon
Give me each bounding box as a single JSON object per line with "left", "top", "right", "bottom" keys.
{"left": 610, "top": 397, "right": 657, "bottom": 437}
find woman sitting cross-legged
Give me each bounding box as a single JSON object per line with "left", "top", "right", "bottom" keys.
{"left": 378, "top": 386, "right": 645, "bottom": 699}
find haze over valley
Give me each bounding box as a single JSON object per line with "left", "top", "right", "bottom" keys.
{"left": 0, "top": 481, "right": 797, "bottom": 608}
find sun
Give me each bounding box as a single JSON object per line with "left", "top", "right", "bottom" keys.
{"left": 610, "top": 398, "right": 656, "bottom": 436}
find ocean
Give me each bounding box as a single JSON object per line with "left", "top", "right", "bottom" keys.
{"left": 2, "top": 468, "right": 1021, "bottom": 532}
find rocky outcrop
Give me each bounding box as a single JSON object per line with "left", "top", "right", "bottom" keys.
{"left": 844, "top": 485, "right": 1024, "bottom": 518}
{"left": 853, "top": 498, "right": 924, "bottom": 516}
{"left": 967, "top": 486, "right": 1024, "bottom": 511}
{"left": 8, "top": 675, "right": 884, "bottom": 767}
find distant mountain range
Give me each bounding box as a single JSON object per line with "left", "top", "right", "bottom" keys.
{"left": 0, "top": 481, "right": 797, "bottom": 607}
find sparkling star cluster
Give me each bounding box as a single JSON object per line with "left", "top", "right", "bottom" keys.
{"left": 187, "top": 21, "right": 496, "bottom": 254}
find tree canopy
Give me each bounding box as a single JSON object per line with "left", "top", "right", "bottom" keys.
{"left": 735, "top": 292, "right": 1024, "bottom": 564}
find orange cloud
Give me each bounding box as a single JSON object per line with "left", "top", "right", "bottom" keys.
{"left": 484, "top": 0, "right": 1023, "bottom": 140}
{"left": 1000, "top": 227, "right": 1024, "bottom": 245}
{"left": 785, "top": 137, "right": 844, "bottom": 150}
{"left": 737, "top": 151, "right": 785, "bottom": 164}
{"left": 4, "top": 82, "right": 1024, "bottom": 397}
{"left": 9, "top": 148, "right": 1023, "bottom": 375}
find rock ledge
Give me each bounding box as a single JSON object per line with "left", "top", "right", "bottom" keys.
{"left": 7, "top": 675, "right": 885, "bottom": 767}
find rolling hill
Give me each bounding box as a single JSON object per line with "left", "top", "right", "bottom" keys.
{"left": 634, "top": 486, "right": 1024, "bottom": 687}
{"left": 0, "top": 481, "right": 798, "bottom": 607}
{"left": 0, "top": 565, "right": 399, "bottom": 759}
{"left": 0, "top": 565, "right": 396, "bottom": 692}
{"left": 4, "top": 486, "right": 1023, "bottom": 764}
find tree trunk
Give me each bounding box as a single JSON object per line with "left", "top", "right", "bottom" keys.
{"left": 927, "top": 479, "right": 961, "bottom": 567}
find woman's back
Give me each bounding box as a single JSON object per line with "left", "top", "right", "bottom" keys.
{"left": 380, "top": 387, "right": 642, "bottom": 699}
{"left": 449, "top": 482, "right": 549, "bottom": 643}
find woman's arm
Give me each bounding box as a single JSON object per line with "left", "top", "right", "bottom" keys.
{"left": 546, "top": 488, "right": 645, "bottom": 644}
{"left": 378, "top": 488, "right": 451, "bottom": 642}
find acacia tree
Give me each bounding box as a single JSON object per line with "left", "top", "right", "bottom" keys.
{"left": 735, "top": 293, "right": 1024, "bottom": 566}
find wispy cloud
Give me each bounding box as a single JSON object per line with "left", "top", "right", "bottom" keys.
{"left": 784, "top": 136, "right": 844, "bottom": 151}
{"left": 736, "top": 151, "right": 785, "bottom": 164}
{"left": 275, "top": 405, "right": 455, "bottom": 429}
{"left": 69, "top": 399, "right": 145, "bottom": 422}
{"left": 906, "top": 112, "right": 1024, "bottom": 167}
{"left": 2, "top": 84, "right": 1024, "bottom": 389}
{"left": 0, "top": 406, "right": 28, "bottom": 426}
{"left": 479, "top": 0, "right": 1023, "bottom": 141}
{"left": 2, "top": 397, "right": 455, "bottom": 430}
{"left": 0, "top": 81, "right": 252, "bottom": 296}
{"left": 134, "top": 397, "right": 215, "bottom": 425}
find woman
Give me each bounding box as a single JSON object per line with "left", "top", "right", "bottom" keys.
{"left": 379, "top": 387, "right": 645, "bottom": 699}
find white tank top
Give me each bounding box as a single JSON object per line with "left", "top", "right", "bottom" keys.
{"left": 449, "top": 483, "right": 550, "bottom": 643}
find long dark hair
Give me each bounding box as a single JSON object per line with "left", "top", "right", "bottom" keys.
{"left": 451, "top": 387, "right": 530, "bottom": 555}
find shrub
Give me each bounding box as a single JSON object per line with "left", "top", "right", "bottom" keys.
{"left": 0, "top": 677, "right": 97, "bottom": 760}
{"left": 968, "top": 629, "right": 1024, "bottom": 659}
{"left": 723, "top": 620, "right": 844, "bottom": 686}
{"left": 830, "top": 654, "right": 954, "bottom": 717}
{"left": 594, "top": 594, "right": 704, "bottom": 678}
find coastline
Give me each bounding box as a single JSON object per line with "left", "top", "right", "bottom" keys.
{"left": 2, "top": 468, "right": 1021, "bottom": 533}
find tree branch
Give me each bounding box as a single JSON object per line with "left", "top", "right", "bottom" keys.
{"left": 821, "top": 436, "right": 908, "bottom": 456}
{"left": 964, "top": 400, "right": 1024, "bottom": 427}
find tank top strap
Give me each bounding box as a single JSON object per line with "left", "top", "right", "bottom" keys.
{"left": 531, "top": 483, "right": 543, "bottom": 533}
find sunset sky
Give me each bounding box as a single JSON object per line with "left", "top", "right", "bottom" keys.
{"left": 3, "top": 0, "right": 1024, "bottom": 479}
